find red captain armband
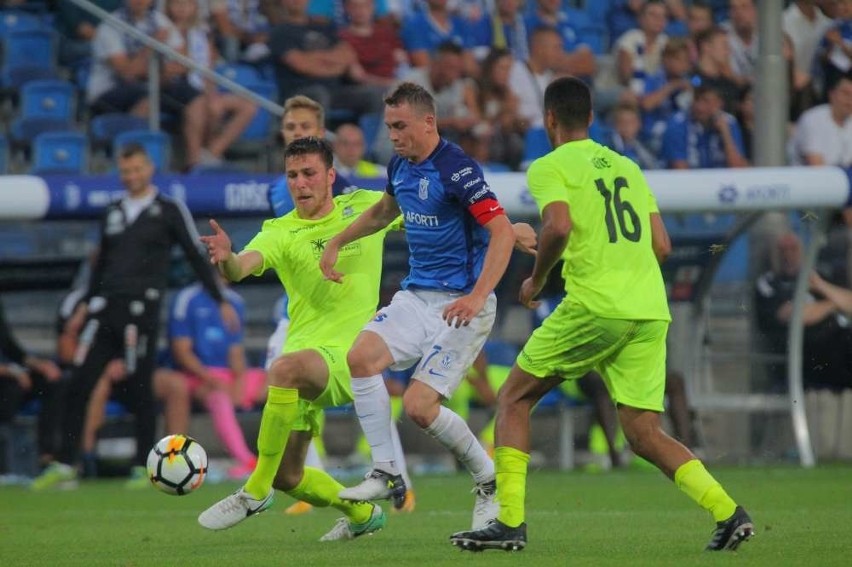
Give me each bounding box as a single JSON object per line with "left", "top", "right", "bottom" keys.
{"left": 468, "top": 197, "right": 505, "bottom": 225}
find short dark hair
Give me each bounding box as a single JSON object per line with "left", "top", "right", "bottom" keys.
{"left": 695, "top": 26, "right": 725, "bottom": 50}
{"left": 283, "top": 136, "right": 334, "bottom": 169}
{"left": 543, "top": 76, "right": 592, "bottom": 131}
{"left": 694, "top": 83, "right": 722, "bottom": 100}
{"left": 384, "top": 81, "right": 436, "bottom": 116}
{"left": 118, "top": 142, "right": 148, "bottom": 161}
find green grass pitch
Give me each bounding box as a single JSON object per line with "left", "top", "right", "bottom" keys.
{"left": 2, "top": 466, "right": 851, "bottom": 566}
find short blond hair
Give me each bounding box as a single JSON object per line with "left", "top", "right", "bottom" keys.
{"left": 282, "top": 95, "right": 325, "bottom": 126}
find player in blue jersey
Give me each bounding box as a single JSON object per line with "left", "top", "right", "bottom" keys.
{"left": 267, "top": 95, "right": 356, "bottom": 217}
{"left": 320, "top": 81, "right": 519, "bottom": 530}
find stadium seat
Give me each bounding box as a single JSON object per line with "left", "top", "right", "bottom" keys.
{"left": 1, "top": 28, "right": 56, "bottom": 87}
{"left": 224, "top": 81, "right": 277, "bottom": 169}
{"left": 31, "top": 131, "right": 88, "bottom": 174}
{"left": 215, "top": 62, "right": 262, "bottom": 90}
{"left": 8, "top": 80, "right": 77, "bottom": 149}
{"left": 9, "top": 116, "right": 75, "bottom": 148}
{"left": 0, "top": 10, "right": 42, "bottom": 39}
{"left": 89, "top": 112, "right": 148, "bottom": 153}
{"left": 17, "top": 79, "right": 76, "bottom": 121}
{"left": 113, "top": 129, "right": 171, "bottom": 172}
{"left": 521, "top": 127, "right": 551, "bottom": 170}
{"left": 1, "top": 64, "right": 58, "bottom": 91}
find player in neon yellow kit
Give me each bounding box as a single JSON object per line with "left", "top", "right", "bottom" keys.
{"left": 197, "top": 137, "right": 394, "bottom": 540}
{"left": 450, "top": 77, "right": 753, "bottom": 552}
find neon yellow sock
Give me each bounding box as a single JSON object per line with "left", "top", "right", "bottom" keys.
{"left": 244, "top": 386, "right": 299, "bottom": 500}
{"left": 286, "top": 466, "right": 373, "bottom": 523}
{"left": 589, "top": 423, "right": 608, "bottom": 455}
{"left": 391, "top": 396, "right": 403, "bottom": 421}
{"left": 495, "top": 446, "right": 529, "bottom": 528}
{"left": 674, "top": 459, "right": 737, "bottom": 522}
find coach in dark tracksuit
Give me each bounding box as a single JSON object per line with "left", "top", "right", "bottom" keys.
{"left": 38, "top": 143, "right": 236, "bottom": 486}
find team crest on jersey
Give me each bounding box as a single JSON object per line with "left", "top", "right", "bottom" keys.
{"left": 310, "top": 238, "right": 328, "bottom": 256}
{"left": 418, "top": 178, "right": 429, "bottom": 200}
{"left": 147, "top": 202, "right": 161, "bottom": 217}
{"left": 342, "top": 206, "right": 354, "bottom": 218}
{"left": 104, "top": 209, "right": 125, "bottom": 235}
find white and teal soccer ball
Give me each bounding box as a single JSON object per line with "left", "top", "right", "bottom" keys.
{"left": 146, "top": 434, "right": 208, "bottom": 496}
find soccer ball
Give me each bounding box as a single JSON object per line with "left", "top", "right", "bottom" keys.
{"left": 146, "top": 434, "right": 208, "bottom": 496}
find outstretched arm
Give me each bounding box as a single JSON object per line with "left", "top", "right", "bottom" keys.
{"left": 320, "top": 193, "right": 400, "bottom": 283}
{"left": 200, "top": 219, "right": 263, "bottom": 283}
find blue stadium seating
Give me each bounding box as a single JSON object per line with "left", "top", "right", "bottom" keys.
{"left": 113, "top": 129, "right": 171, "bottom": 172}
{"left": 521, "top": 127, "right": 551, "bottom": 170}
{"left": 89, "top": 112, "right": 148, "bottom": 153}
{"left": 225, "top": 81, "right": 277, "bottom": 167}
{"left": 0, "top": 10, "right": 42, "bottom": 38}
{"left": 8, "top": 79, "right": 77, "bottom": 147}
{"left": 31, "top": 131, "right": 88, "bottom": 174}
{"left": 1, "top": 64, "right": 58, "bottom": 90}
{"left": 18, "top": 79, "right": 76, "bottom": 120}
{"left": 215, "top": 62, "right": 263, "bottom": 90}
{"left": 1, "top": 28, "right": 56, "bottom": 87}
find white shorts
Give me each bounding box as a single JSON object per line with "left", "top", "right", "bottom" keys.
{"left": 364, "top": 289, "right": 496, "bottom": 398}
{"left": 265, "top": 318, "right": 289, "bottom": 370}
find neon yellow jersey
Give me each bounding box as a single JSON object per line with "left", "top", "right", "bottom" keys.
{"left": 244, "top": 190, "right": 398, "bottom": 352}
{"left": 526, "top": 139, "right": 670, "bottom": 321}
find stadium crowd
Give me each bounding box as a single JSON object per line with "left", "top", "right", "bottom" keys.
{"left": 0, "top": 0, "right": 847, "bottom": 177}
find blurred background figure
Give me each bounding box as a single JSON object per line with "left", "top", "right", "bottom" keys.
{"left": 168, "top": 276, "right": 266, "bottom": 480}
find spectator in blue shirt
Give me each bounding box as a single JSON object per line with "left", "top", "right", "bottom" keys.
{"left": 400, "top": 0, "right": 478, "bottom": 74}
{"left": 639, "top": 37, "right": 693, "bottom": 150}
{"left": 606, "top": 102, "right": 661, "bottom": 170}
{"left": 526, "top": 0, "right": 597, "bottom": 76}
{"left": 660, "top": 84, "right": 749, "bottom": 169}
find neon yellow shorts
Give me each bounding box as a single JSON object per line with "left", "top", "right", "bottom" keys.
{"left": 289, "top": 345, "right": 354, "bottom": 435}
{"left": 517, "top": 299, "right": 668, "bottom": 412}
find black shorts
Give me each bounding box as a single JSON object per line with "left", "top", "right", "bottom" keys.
{"left": 91, "top": 82, "right": 148, "bottom": 115}
{"left": 91, "top": 78, "right": 202, "bottom": 117}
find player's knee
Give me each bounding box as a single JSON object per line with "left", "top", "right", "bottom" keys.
{"left": 402, "top": 391, "right": 438, "bottom": 429}
{"left": 622, "top": 420, "right": 659, "bottom": 459}
{"left": 496, "top": 382, "right": 531, "bottom": 414}
{"left": 346, "top": 351, "right": 377, "bottom": 379}
{"left": 268, "top": 357, "right": 301, "bottom": 388}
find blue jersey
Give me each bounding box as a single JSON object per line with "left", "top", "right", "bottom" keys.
{"left": 267, "top": 169, "right": 355, "bottom": 217}
{"left": 386, "top": 139, "right": 504, "bottom": 293}
{"left": 168, "top": 284, "right": 245, "bottom": 368}
{"left": 660, "top": 111, "right": 745, "bottom": 169}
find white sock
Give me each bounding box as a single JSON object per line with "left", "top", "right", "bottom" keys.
{"left": 390, "top": 418, "right": 412, "bottom": 489}
{"left": 304, "top": 440, "right": 323, "bottom": 469}
{"left": 351, "top": 374, "right": 399, "bottom": 475}
{"left": 425, "top": 406, "right": 494, "bottom": 484}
